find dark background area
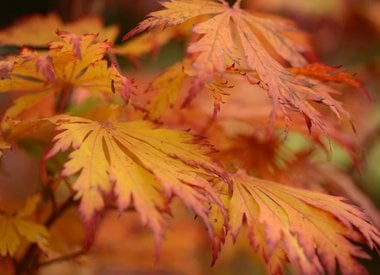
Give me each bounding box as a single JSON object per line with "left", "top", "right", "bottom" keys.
{"left": 0, "top": 0, "right": 160, "bottom": 36}
{"left": 0, "top": 0, "right": 56, "bottom": 27}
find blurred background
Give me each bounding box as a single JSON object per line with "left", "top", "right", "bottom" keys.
{"left": 0, "top": 0, "right": 379, "bottom": 274}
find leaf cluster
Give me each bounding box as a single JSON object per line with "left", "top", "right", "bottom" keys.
{"left": 0, "top": 1, "right": 378, "bottom": 274}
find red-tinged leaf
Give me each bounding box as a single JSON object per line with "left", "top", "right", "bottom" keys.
{"left": 209, "top": 192, "right": 229, "bottom": 265}
{"left": 291, "top": 63, "right": 370, "bottom": 98}
{"left": 36, "top": 55, "right": 56, "bottom": 83}
{"left": 69, "top": 33, "right": 83, "bottom": 59}
{"left": 0, "top": 32, "right": 131, "bottom": 120}
{"left": 50, "top": 31, "right": 112, "bottom": 74}
{"left": 0, "top": 50, "right": 48, "bottom": 93}
{"left": 317, "top": 165, "right": 380, "bottom": 228}
{"left": 125, "top": 0, "right": 353, "bottom": 131}
{"left": 229, "top": 170, "right": 380, "bottom": 275}
{"left": 47, "top": 115, "right": 229, "bottom": 250}
{"left": 126, "top": 0, "right": 309, "bottom": 77}
{"left": 123, "top": 0, "right": 226, "bottom": 41}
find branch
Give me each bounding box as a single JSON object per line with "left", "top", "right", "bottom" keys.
{"left": 36, "top": 249, "right": 86, "bottom": 269}
{"left": 15, "top": 195, "right": 76, "bottom": 275}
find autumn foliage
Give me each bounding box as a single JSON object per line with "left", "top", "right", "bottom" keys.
{"left": 0, "top": 0, "right": 379, "bottom": 274}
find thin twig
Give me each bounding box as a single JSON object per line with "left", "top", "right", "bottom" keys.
{"left": 45, "top": 194, "right": 76, "bottom": 227}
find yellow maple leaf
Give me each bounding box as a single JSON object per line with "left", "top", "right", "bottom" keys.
{"left": 0, "top": 32, "right": 131, "bottom": 121}
{"left": 46, "top": 115, "right": 229, "bottom": 246}
{"left": 125, "top": 0, "right": 357, "bottom": 132}
{"left": 0, "top": 195, "right": 49, "bottom": 256}
{"left": 229, "top": 171, "right": 380, "bottom": 275}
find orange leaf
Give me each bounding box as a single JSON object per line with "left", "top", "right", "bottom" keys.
{"left": 0, "top": 32, "right": 131, "bottom": 120}
{"left": 125, "top": 0, "right": 354, "bottom": 132}
{"left": 47, "top": 115, "right": 229, "bottom": 250}
{"left": 290, "top": 63, "right": 370, "bottom": 98}
{"left": 229, "top": 171, "right": 380, "bottom": 275}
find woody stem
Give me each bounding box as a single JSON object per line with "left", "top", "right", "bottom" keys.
{"left": 15, "top": 195, "right": 76, "bottom": 275}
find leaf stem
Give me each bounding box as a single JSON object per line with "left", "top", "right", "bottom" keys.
{"left": 56, "top": 86, "right": 73, "bottom": 113}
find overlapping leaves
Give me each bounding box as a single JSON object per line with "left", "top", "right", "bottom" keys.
{"left": 125, "top": 0, "right": 360, "bottom": 131}
{"left": 0, "top": 12, "right": 189, "bottom": 61}
{"left": 0, "top": 31, "right": 131, "bottom": 120}
{"left": 0, "top": 3, "right": 378, "bottom": 274}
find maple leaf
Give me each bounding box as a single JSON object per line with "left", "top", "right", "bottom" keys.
{"left": 0, "top": 195, "right": 49, "bottom": 256}
{"left": 160, "top": 74, "right": 358, "bottom": 166}
{"left": 0, "top": 13, "right": 119, "bottom": 46}
{"left": 208, "top": 191, "right": 230, "bottom": 265}
{"left": 123, "top": 0, "right": 226, "bottom": 41}
{"left": 317, "top": 165, "right": 380, "bottom": 228}
{"left": 46, "top": 115, "right": 229, "bottom": 247}
{"left": 125, "top": 0, "right": 358, "bottom": 131}
{"left": 229, "top": 171, "right": 380, "bottom": 275}
{"left": 290, "top": 63, "right": 369, "bottom": 98}
{"left": 0, "top": 32, "right": 131, "bottom": 120}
